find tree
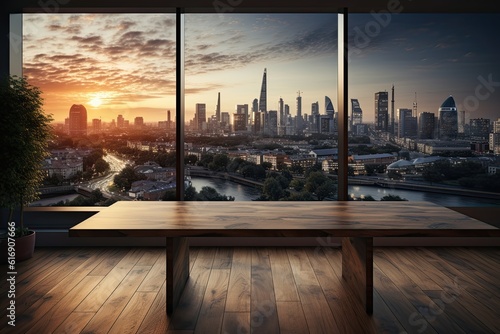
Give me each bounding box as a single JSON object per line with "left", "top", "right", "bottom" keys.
{"left": 261, "top": 161, "right": 272, "bottom": 170}
{"left": 209, "top": 154, "right": 229, "bottom": 171}
{"left": 197, "top": 186, "right": 235, "bottom": 201}
{"left": 360, "top": 195, "right": 376, "bottom": 201}
{"left": 289, "top": 179, "right": 305, "bottom": 191}
{"left": 113, "top": 165, "right": 146, "bottom": 191}
{"left": 315, "top": 180, "right": 336, "bottom": 200}
{"left": 185, "top": 154, "right": 198, "bottom": 165}
{"left": 380, "top": 194, "right": 408, "bottom": 201}
{"left": 0, "top": 76, "right": 53, "bottom": 236}
{"left": 304, "top": 171, "right": 327, "bottom": 193}
{"left": 94, "top": 158, "right": 110, "bottom": 175}
{"left": 422, "top": 166, "right": 444, "bottom": 185}
{"left": 262, "top": 178, "right": 285, "bottom": 200}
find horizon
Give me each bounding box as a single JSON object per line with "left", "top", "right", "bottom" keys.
{"left": 23, "top": 13, "right": 500, "bottom": 124}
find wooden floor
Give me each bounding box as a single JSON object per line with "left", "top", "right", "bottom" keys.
{"left": 1, "top": 246, "right": 499, "bottom": 334}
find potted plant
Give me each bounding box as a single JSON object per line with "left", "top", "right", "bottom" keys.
{"left": 0, "top": 76, "right": 52, "bottom": 262}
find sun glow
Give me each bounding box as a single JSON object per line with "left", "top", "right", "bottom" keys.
{"left": 89, "top": 96, "right": 103, "bottom": 108}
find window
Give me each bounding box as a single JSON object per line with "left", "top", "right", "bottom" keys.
{"left": 347, "top": 13, "right": 500, "bottom": 206}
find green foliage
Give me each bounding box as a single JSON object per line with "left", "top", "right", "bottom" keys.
{"left": 113, "top": 165, "right": 147, "bottom": 191}
{"left": 0, "top": 76, "right": 53, "bottom": 234}
{"left": 157, "top": 152, "right": 176, "bottom": 167}
{"left": 209, "top": 154, "right": 229, "bottom": 171}
{"left": 380, "top": 194, "right": 408, "bottom": 201}
{"left": 289, "top": 179, "right": 305, "bottom": 191}
{"left": 365, "top": 164, "right": 386, "bottom": 175}
{"left": 360, "top": 195, "right": 376, "bottom": 201}
{"left": 289, "top": 164, "right": 304, "bottom": 175}
{"left": 262, "top": 178, "right": 286, "bottom": 201}
{"left": 164, "top": 186, "right": 234, "bottom": 201}
{"left": 198, "top": 153, "right": 214, "bottom": 168}
{"left": 261, "top": 161, "right": 273, "bottom": 170}
{"left": 94, "top": 158, "right": 110, "bottom": 175}
{"left": 197, "top": 186, "right": 235, "bottom": 201}
{"left": 185, "top": 154, "right": 198, "bottom": 165}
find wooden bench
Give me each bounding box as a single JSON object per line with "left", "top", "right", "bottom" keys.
{"left": 69, "top": 201, "right": 500, "bottom": 315}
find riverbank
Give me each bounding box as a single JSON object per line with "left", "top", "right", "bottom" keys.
{"left": 348, "top": 178, "right": 500, "bottom": 200}
{"left": 189, "top": 166, "right": 500, "bottom": 201}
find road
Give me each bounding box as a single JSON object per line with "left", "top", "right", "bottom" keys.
{"left": 85, "top": 153, "right": 129, "bottom": 197}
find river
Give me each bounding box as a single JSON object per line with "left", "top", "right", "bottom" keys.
{"left": 191, "top": 177, "right": 500, "bottom": 207}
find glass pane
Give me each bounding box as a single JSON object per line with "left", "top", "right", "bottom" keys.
{"left": 184, "top": 13, "right": 338, "bottom": 201}
{"left": 23, "top": 13, "right": 176, "bottom": 206}
{"left": 347, "top": 13, "right": 500, "bottom": 206}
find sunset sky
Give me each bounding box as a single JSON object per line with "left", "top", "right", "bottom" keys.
{"left": 23, "top": 13, "right": 500, "bottom": 124}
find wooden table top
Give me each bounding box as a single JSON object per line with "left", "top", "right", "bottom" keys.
{"left": 69, "top": 201, "right": 500, "bottom": 238}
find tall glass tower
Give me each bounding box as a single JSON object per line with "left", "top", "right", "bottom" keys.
{"left": 438, "top": 96, "right": 458, "bottom": 140}
{"left": 375, "top": 91, "right": 389, "bottom": 131}
{"left": 258, "top": 68, "right": 267, "bottom": 113}
{"left": 69, "top": 104, "right": 87, "bottom": 136}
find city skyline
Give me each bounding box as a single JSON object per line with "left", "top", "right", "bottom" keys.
{"left": 22, "top": 13, "right": 500, "bottom": 124}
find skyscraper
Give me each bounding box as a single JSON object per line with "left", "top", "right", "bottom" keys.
{"left": 375, "top": 92, "right": 389, "bottom": 131}
{"left": 117, "top": 114, "right": 124, "bottom": 128}
{"left": 470, "top": 118, "right": 490, "bottom": 140}
{"left": 259, "top": 68, "right": 267, "bottom": 113}
{"left": 418, "top": 112, "right": 435, "bottom": 139}
{"left": 325, "top": 96, "right": 335, "bottom": 118}
{"left": 195, "top": 103, "right": 206, "bottom": 131}
{"left": 296, "top": 91, "right": 303, "bottom": 132}
{"left": 489, "top": 118, "right": 500, "bottom": 155}
{"left": 398, "top": 108, "right": 417, "bottom": 138}
{"left": 216, "top": 92, "right": 221, "bottom": 123}
{"left": 134, "top": 116, "right": 144, "bottom": 128}
{"left": 68, "top": 104, "right": 87, "bottom": 136}
{"left": 438, "top": 96, "right": 458, "bottom": 140}
{"left": 391, "top": 85, "right": 395, "bottom": 135}
{"left": 236, "top": 104, "right": 249, "bottom": 129}
{"left": 351, "top": 99, "right": 363, "bottom": 127}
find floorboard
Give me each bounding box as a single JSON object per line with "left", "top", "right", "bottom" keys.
{"left": 1, "top": 246, "right": 499, "bottom": 334}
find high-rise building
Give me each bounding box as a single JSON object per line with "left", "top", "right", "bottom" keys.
{"left": 296, "top": 91, "right": 303, "bottom": 132}
{"left": 470, "top": 118, "right": 490, "bottom": 140}
{"left": 490, "top": 118, "right": 500, "bottom": 155}
{"left": 391, "top": 85, "right": 395, "bottom": 135}
{"left": 375, "top": 92, "right": 389, "bottom": 131}
{"left": 252, "top": 98, "right": 258, "bottom": 113}
{"left": 325, "top": 96, "right": 335, "bottom": 118}
{"left": 117, "top": 114, "right": 124, "bottom": 128}
{"left": 216, "top": 92, "right": 221, "bottom": 123}
{"left": 438, "top": 96, "right": 458, "bottom": 140}
{"left": 311, "top": 101, "right": 319, "bottom": 116}
{"left": 268, "top": 110, "right": 278, "bottom": 136}
{"left": 92, "top": 118, "right": 101, "bottom": 133}
{"left": 236, "top": 104, "right": 249, "bottom": 129}
{"left": 418, "top": 112, "right": 435, "bottom": 139}
{"left": 195, "top": 103, "right": 206, "bottom": 131}
{"left": 221, "top": 112, "right": 230, "bottom": 130}
{"left": 351, "top": 99, "right": 363, "bottom": 127}
{"left": 398, "top": 108, "right": 417, "bottom": 138}
{"left": 259, "top": 68, "right": 267, "bottom": 113}
{"left": 167, "top": 110, "right": 172, "bottom": 129}
{"left": 68, "top": 104, "right": 87, "bottom": 136}
{"left": 134, "top": 116, "right": 144, "bottom": 127}
{"left": 233, "top": 113, "right": 247, "bottom": 132}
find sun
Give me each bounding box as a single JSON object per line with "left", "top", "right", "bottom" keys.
{"left": 89, "top": 96, "right": 103, "bottom": 108}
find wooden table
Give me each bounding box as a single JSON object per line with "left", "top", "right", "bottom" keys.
{"left": 69, "top": 201, "right": 500, "bottom": 314}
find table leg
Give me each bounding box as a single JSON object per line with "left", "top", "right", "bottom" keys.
{"left": 166, "top": 237, "right": 190, "bottom": 314}
{"left": 341, "top": 237, "right": 373, "bottom": 314}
